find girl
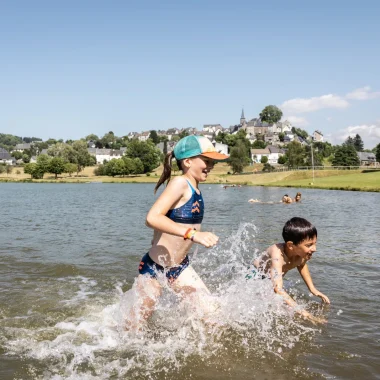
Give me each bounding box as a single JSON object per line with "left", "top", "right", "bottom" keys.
{"left": 128, "top": 135, "right": 229, "bottom": 328}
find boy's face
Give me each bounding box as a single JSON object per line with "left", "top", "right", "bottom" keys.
{"left": 293, "top": 236, "right": 317, "bottom": 261}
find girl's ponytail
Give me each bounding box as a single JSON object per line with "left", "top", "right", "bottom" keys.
{"left": 154, "top": 151, "right": 174, "bottom": 193}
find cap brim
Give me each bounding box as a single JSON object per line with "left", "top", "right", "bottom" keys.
{"left": 200, "top": 152, "right": 230, "bottom": 161}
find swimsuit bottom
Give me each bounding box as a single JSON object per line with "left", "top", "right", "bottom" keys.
{"left": 138, "top": 252, "right": 189, "bottom": 283}
{"left": 245, "top": 267, "right": 267, "bottom": 280}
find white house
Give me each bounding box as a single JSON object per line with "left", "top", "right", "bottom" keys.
{"left": 88, "top": 148, "right": 123, "bottom": 164}
{"left": 203, "top": 124, "right": 223, "bottom": 136}
{"left": 137, "top": 131, "right": 150, "bottom": 142}
{"left": 251, "top": 148, "right": 270, "bottom": 163}
{"left": 251, "top": 146, "right": 284, "bottom": 164}
{"left": 313, "top": 130, "right": 324, "bottom": 142}
{"left": 213, "top": 141, "right": 229, "bottom": 156}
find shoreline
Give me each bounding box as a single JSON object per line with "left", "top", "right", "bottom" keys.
{"left": 1, "top": 177, "right": 379, "bottom": 192}
{"left": 1, "top": 165, "right": 379, "bottom": 192}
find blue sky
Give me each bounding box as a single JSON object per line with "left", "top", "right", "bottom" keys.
{"left": 1, "top": 0, "right": 380, "bottom": 148}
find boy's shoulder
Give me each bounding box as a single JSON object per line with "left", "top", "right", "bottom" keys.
{"left": 267, "top": 243, "right": 285, "bottom": 257}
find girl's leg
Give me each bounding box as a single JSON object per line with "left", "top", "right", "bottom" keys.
{"left": 171, "top": 266, "right": 219, "bottom": 316}
{"left": 127, "top": 274, "right": 162, "bottom": 329}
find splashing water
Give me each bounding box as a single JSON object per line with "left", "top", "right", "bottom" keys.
{"left": 2, "top": 223, "right": 323, "bottom": 379}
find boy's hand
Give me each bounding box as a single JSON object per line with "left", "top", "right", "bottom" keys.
{"left": 313, "top": 291, "right": 330, "bottom": 304}
{"left": 301, "top": 310, "right": 327, "bottom": 325}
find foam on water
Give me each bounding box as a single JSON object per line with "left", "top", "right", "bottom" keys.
{"left": 3, "top": 222, "right": 324, "bottom": 379}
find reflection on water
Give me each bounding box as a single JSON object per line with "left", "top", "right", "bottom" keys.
{"left": 0, "top": 183, "right": 379, "bottom": 379}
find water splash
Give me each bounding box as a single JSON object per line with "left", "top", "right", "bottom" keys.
{"left": 2, "top": 222, "right": 323, "bottom": 379}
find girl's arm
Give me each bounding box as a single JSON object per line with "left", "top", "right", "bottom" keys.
{"left": 146, "top": 177, "right": 218, "bottom": 247}
{"left": 146, "top": 177, "right": 190, "bottom": 237}
{"left": 298, "top": 264, "right": 330, "bottom": 304}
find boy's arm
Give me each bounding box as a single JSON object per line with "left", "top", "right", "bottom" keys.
{"left": 269, "top": 248, "right": 326, "bottom": 324}
{"left": 269, "top": 249, "right": 297, "bottom": 308}
{"left": 297, "top": 263, "right": 330, "bottom": 304}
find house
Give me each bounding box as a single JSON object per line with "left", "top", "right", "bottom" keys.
{"left": 313, "top": 130, "right": 324, "bottom": 142}
{"left": 267, "top": 145, "right": 285, "bottom": 164}
{"left": 203, "top": 124, "right": 223, "bottom": 135}
{"left": 181, "top": 127, "right": 197, "bottom": 135}
{"left": 156, "top": 141, "right": 176, "bottom": 155}
{"left": 251, "top": 146, "right": 284, "bottom": 164}
{"left": 128, "top": 132, "right": 139, "bottom": 139}
{"left": 166, "top": 128, "right": 180, "bottom": 141}
{"left": 251, "top": 148, "right": 270, "bottom": 163}
{"left": 357, "top": 152, "right": 376, "bottom": 166}
{"left": 213, "top": 142, "right": 229, "bottom": 156}
{"left": 0, "top": 148, "right": 16, "bottom": 165}
{"left": 88, "top": 148, "right": 123, "bottom": 164}
{"left": 137, "top": 131, "right": 150, "bottom": 142}
{"left": 14, "top": 143, "right": 32, "bottom": 152}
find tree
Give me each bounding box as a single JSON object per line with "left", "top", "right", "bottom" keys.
{"left": 64, "top": 163, "right": 77, "bottom": 177}
{"left": 72, "top": 140, "right": 94, "bottom": 174}
{"left": 332, "top": 145, "right": 360, "bottom": 167}
{"left": 286, "top": 141, "right": 306, "bottom": 168}
{"left": 6, "top": 165, "right": 13, "bottom": 176}
{"left": 49, "top": 157, "right": 66, "bottom": 179}
{"left": 353, "top": 134, "right": 364, "bottom": 151}
{"left": 252, "top": 140, "right": 266, "bottom": 149}
{"left": 126, "top": 140, "right": 161, "bottom": 173}
{"left": 24, "top": 162, "right": 45, "bottom": 179}
{"left": 376, "top": 143, "right": 380, "bottom": 163}
{"left": 260, "top": 156, "right": 268, "bottom": 164}
{"left": 278, "top": 155, "right": 287, "bottom": 164}
{"left": 149, "top": 130, "right": 160, "bottom": 145}
{"left": 278, "top": 132, "right": 285, "bottom": 142}
{"left": 291, "top": 127, "right": 309, "bottom": 140}
{"left": 228, "top": 140, "right": 250, "bottom": 174}
{"left": 22, "top": 154, "right": 30, "bottom": 163}
{"left": 11, "top": 151, "right": 23, "bottom": 160}
{"left": 343, "top": 136, "right": 355, "bottom": 147}
{"left": 179, "top": 130, "right": 189, "bottom": 139}
{"left": 85, "top": 134, "right": 99, "bottom": 142}
{"left": 23, "top": 163, "right": 36, "bottom": 178}
{"left": 262, "top": 162, "right": 275, "bottom": 172}
{"left": 259, "top": 105, "right": 283, "bottom": 124}
{"left": 0, "top": 165, "right": 5, "bottom": 174}
{"left": 105, "top": 158, "right": 125, "bottom": 177}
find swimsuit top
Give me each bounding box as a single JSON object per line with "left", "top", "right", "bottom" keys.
{"left": 165, "top": 180, "right": 204, "bottom": 224}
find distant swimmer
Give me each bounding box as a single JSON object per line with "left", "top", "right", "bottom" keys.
{"left": 282, "top": 194, "right": 293, "bottom": 203}
{"left": 126, "top": 136, "right": 229, "bottom": 330}
{"left": 248, "top": 217, "right": 330, "bottom": 324}
{"left": 294, "top": 192, "right": 302, "bottom": 202}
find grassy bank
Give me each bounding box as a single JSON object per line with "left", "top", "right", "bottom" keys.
{"left": 1, "top": 164, "right": 379, "bottom": 192}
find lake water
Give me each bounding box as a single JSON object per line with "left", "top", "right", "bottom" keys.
{"left": 0, "top": 183, "right": 379, "bottom": 379}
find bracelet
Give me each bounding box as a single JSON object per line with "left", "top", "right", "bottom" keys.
{"left": 183, "top": 228, "right": 193, "bottom": 240}
{"left": 183, "top": 228, "right": 197, "bottom": 240}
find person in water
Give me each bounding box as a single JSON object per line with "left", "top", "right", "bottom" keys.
{"left": 282, "top": 194, "right": 293, "bottom": 203}
{"left": 250, "top": 217, "right": 330, "bottom": 324}
{"left": 128, "top": 135, "right": 229, "bottom": 328}
{"left": 294, "top": 192, "right": 302, "bottom": 202}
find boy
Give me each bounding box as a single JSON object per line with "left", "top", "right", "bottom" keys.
{"left": 252, "top": 217, "right": 330, "bottom": 323}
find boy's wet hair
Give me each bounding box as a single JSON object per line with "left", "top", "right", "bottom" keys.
{"left": 282, "top": 217, "right": 317, "bottom": 245}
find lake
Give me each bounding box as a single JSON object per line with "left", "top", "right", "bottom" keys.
{"left": 0, "top": 183, "right": 379, "bottom": 379}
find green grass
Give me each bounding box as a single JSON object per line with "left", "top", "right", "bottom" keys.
{"left": 268, "top": 171, "right": 380, "bottom": 192}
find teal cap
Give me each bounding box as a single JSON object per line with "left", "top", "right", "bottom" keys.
{"left": 173, "top": 135, "right": 229, "bottom": 161}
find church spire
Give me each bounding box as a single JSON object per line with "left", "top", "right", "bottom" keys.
{"left": 240, "top": 107, "right": 246, "bottom": 126}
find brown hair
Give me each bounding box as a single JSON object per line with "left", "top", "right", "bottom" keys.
{"left": 154, "top": 152, "right": 182, "bottom": 193}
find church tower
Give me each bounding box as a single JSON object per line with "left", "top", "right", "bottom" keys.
{"left": 240, "top": 108, "right": 247, "bottom": 127}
